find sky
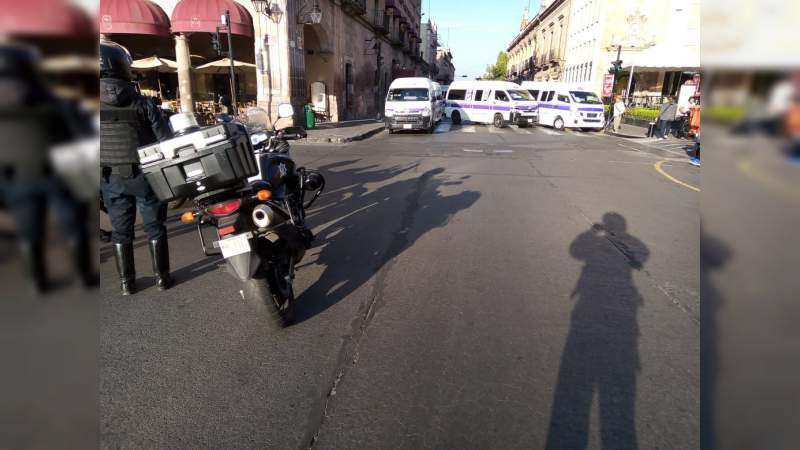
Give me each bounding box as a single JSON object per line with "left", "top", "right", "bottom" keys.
{"left": 422, "top": 0, "right": 539, "bottom": 79}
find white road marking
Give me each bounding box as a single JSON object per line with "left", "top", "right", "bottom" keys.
{"left": 462, "top": 126, "right": 476, "bottom": 133}
{"left": 493, "top": 149, "right": 514, "bottom": 153}
{"left": 488, "top": 126, "right": 503, "bottom": 133}
{"left": 463, "top": 148, "right": 484, "bottom": 153}
{"left": 511, "top": 126, "right": 532, "bottom": 134}
{"left": 538, "top": 127, "right": 563, "bottom": 136}
{"left": 435, "top": 122, "right": 452, "bottom": 133}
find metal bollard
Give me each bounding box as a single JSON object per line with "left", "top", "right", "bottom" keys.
{"left": 647, "top": 121, "right": 656, "bottom": 137}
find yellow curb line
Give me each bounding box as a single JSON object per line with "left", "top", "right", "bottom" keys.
{"left": 654, "top": 160, "right": 700, "bottom": 192}
{"left": 738, "top": 159, "right": 800, "bottom": 202}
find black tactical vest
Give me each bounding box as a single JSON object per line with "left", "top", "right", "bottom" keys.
{"left": 100, "top": 104, "right": 143, "bottom": 165}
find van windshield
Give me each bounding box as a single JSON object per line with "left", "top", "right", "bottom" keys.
{"left": 570, "top": 91, "right": 602, "bottom": 104}
{"left": 508, "top": 90, "right": 533, "bottom": 101}
{"left": 387, "top": 88, "right": 430, "bottom": 101}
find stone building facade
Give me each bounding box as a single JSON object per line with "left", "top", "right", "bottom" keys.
{"left": 507, "top": 0, "right": 699, "bottom": 103}
{"left": 128, "top": 0, "right": 427, "bottom": 124}
{"left": 506, "top": 0, "right": 571, "bottom": 84}
{"left": 420, "top": 19, "right": 439, "bottom": 79}
{"left": 435, "top": 47, "right": 454, "bottom": 85}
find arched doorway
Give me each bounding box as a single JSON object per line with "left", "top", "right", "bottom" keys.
{"left": 303, "top": 24, "right": 335, "bottom": 122}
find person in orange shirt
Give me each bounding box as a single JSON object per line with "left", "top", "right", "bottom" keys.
{"left": 688, "top": 97, "right": 701, "bottom": 136}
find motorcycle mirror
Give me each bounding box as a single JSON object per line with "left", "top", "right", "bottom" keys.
{"left": 277, "top": 103, "right": 294, "bottom": 118}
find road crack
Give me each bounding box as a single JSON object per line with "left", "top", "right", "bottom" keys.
{"left": 303, "top": 165, "right": 437, "bottom": 449}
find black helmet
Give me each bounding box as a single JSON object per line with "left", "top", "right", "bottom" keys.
{"left": 100, "top": 40, "right": 133, "bottom": 80}
{"left": 0, "top": 43, "right": 43, "bottom": 80}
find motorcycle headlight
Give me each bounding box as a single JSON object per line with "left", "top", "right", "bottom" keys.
{"left": 421, "top": 107, "right": 431, "bottom": 117}
{"left": 250, "top": 132, "right": 268, "bottom": 146}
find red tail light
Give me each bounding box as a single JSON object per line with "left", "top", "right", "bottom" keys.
{"left": 217, "top": 225, "right": 236, "bottom": 236}
{"left": 207, "top": 199, "right": 242, "bottom": 216}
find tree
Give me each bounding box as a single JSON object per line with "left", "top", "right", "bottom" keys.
{"left": 483, "top": 51, "right": 509, "bottom": 81}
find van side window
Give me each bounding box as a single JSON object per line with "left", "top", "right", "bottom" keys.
{"left": 547, "top": 91, "right": 556, "bottom": 102}
{"left": 495, "top": 91, "right": 509, "bottom": 102}
{"left": 558, "top": 94, "right": 570, "bottom": 103}
{"left": 448, "top": 89, "right": 466, "bottom": 100}
{"left": 475, "top": 90, "right": 483, "bottom": 101}
{"left": 529, "top": 89, "right": 539, "bottom": 99}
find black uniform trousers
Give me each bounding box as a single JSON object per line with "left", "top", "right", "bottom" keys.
{"left": 100, "top": 167, "right": 167, "bottom": 244}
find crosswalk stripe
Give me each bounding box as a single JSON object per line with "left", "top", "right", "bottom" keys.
{"left": 435, "top": 122, "right": 452, "bottom": 133}
{"left": 462, "top": 125, "right": 476, "bottom": 133}
{"left": 511, "top": 126, "right": 532, "bottom": 134}
{"left": 488, "top": 126, "right": 501, "bottom": 133}
{"left": 538, "top": 127, "right": 563, "bottom": 136}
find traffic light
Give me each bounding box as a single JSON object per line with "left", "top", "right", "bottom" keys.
{"left": 609, "top": 59, "right": 623, "bottom": 76}
{"left": 211, "top": 32, "right": 222, "bottom": 55}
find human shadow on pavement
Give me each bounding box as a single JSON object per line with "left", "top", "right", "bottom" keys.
{"left": 700, "top": 232, "right": 730, "bottom": 450}
{"left": 546, "top": 212, "right": 650, "bottom": 450}
{"left": 292, "top": 160, "right": 479, "bottom": 324}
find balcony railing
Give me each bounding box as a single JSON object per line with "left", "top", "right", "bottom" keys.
{"left": 342, "top": 0, "right": 366, "bottom": 16}
{"left": 372, "top": 9, "right": 389, "bottom": 34}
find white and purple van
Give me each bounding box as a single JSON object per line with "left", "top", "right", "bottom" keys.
{"left": 384, "top": 77, "right": 444, "bottom": 133}
{"left": 444, "top": 80, "right": 538, "bottom": 128}
{"left": 521, "top": 81, "right": 605, "bottom": 131}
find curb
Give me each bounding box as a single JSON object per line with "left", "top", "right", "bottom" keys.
{"left": 301, "top": 124, "right": 385, "bottom": 144}
{"left": 606, "top": 131, "right": 650, "bottom": 139}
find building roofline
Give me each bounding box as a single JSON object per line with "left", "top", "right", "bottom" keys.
{"left": 505, "top": 0, "right": 566, "bottom": 52}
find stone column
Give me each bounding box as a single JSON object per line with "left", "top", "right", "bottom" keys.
{"left": 175, "top": 33, "right": 194, "bottom": 113}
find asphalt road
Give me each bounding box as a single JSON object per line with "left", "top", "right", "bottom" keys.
{"left": 100, "top": 121, "right": 700, "bottom": 449}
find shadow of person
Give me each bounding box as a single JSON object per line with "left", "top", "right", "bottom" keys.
{"left": 700, "top": 232, "right": 731, "bottom": 450}
{"left": 292, "top": 162, "right": 479, "bottom": 324}
{"left": 547, "top": 212, "right": 650, "bottom": 450}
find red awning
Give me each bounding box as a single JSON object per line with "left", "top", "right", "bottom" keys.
{"left": 171, "top": 0, "right": 253, "bottom": 37}
{"left": 0, "top": 0, "right": 94, "bottom": 36}
{"left": 99, "top": 0, "right": 170, "bottom": 37}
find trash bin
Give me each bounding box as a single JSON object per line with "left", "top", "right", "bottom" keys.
{"left": 304, "top": 104, "right": 315, "bottom": 130}
{"left": 647, "top": 121, "right": 656, "bottom": 137}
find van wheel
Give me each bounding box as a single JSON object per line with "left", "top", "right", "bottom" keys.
{"left": 553, "top": 116, "right": 565, "bottom": 130}
{"left": 493, "top": 113, "right": 505, "bottom": 128}
{"left": 451, "top": 111, "right": 462, "bottom": 125}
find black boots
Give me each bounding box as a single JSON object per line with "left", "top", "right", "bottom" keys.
{"left": 113, "top": 239, "right": 172, "bottom": 295}
{"left": 113, "top": 242, "right": 136, "bottom": 295}
{"left": 19, "top": 241, "right": 47, "bottom": 294}
{"left": 148, "top": 238, "right": 173, "bottom": 291}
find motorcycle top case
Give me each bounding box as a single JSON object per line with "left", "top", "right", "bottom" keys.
{"left": 137, "top": 123, "right": 258, "bottom": 202}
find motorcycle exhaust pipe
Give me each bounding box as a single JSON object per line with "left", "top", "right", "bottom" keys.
{"left": 252, "top": 204, "right": 275, "bottom": 229}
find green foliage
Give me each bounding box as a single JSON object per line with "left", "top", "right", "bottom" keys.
{"left": 704, "top": 106, "right": 747, "bottom": 122}
{"left": 483, "top": 51, "right": 509, "bottom": 81}
{"left": 624, "top": 107, "right": 660, "bottom": 120}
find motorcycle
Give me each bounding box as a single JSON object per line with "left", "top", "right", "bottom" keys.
{"left": 179, "top": 104, "right": 324, "bottom": 325}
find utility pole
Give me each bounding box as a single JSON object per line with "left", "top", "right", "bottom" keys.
{"left": 216, "top": 10, "right": 238, "bottom": 115}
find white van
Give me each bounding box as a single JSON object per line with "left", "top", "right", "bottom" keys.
{"left": 521, "top": 81, "right": 605, "bottom": 130}
{"left": 384, "top": 77, "right": 444, "bottom": 133}
{"left": 444, "top": 80, "right": 538, "bottom": 128}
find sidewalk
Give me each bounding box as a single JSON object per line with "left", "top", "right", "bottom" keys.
{"left": 300, "top": 119, "right": 385, "bottom": 144}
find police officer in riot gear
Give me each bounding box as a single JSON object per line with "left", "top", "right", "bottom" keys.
{"left": 100, "top": 40, "right": 173, "bottom": 295}
{"left": 0, "top": 42, "right": 98, "bottom": 293}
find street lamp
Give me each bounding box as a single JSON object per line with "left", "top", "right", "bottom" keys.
{"left": 252, "top": 0, "right": 283, "bottom": 22}
{"left": 297, "top": 0, "right": 323, "bottom": 25}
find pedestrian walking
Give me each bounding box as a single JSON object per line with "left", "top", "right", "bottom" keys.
{"left": 613, "top": 96, "right": 626, "bottom": 133}
{"left": 656, "top": 96, "right": 678, "bottom": 139}
{"left": 100, "top": 40, "right": 174, "bottom": 296}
